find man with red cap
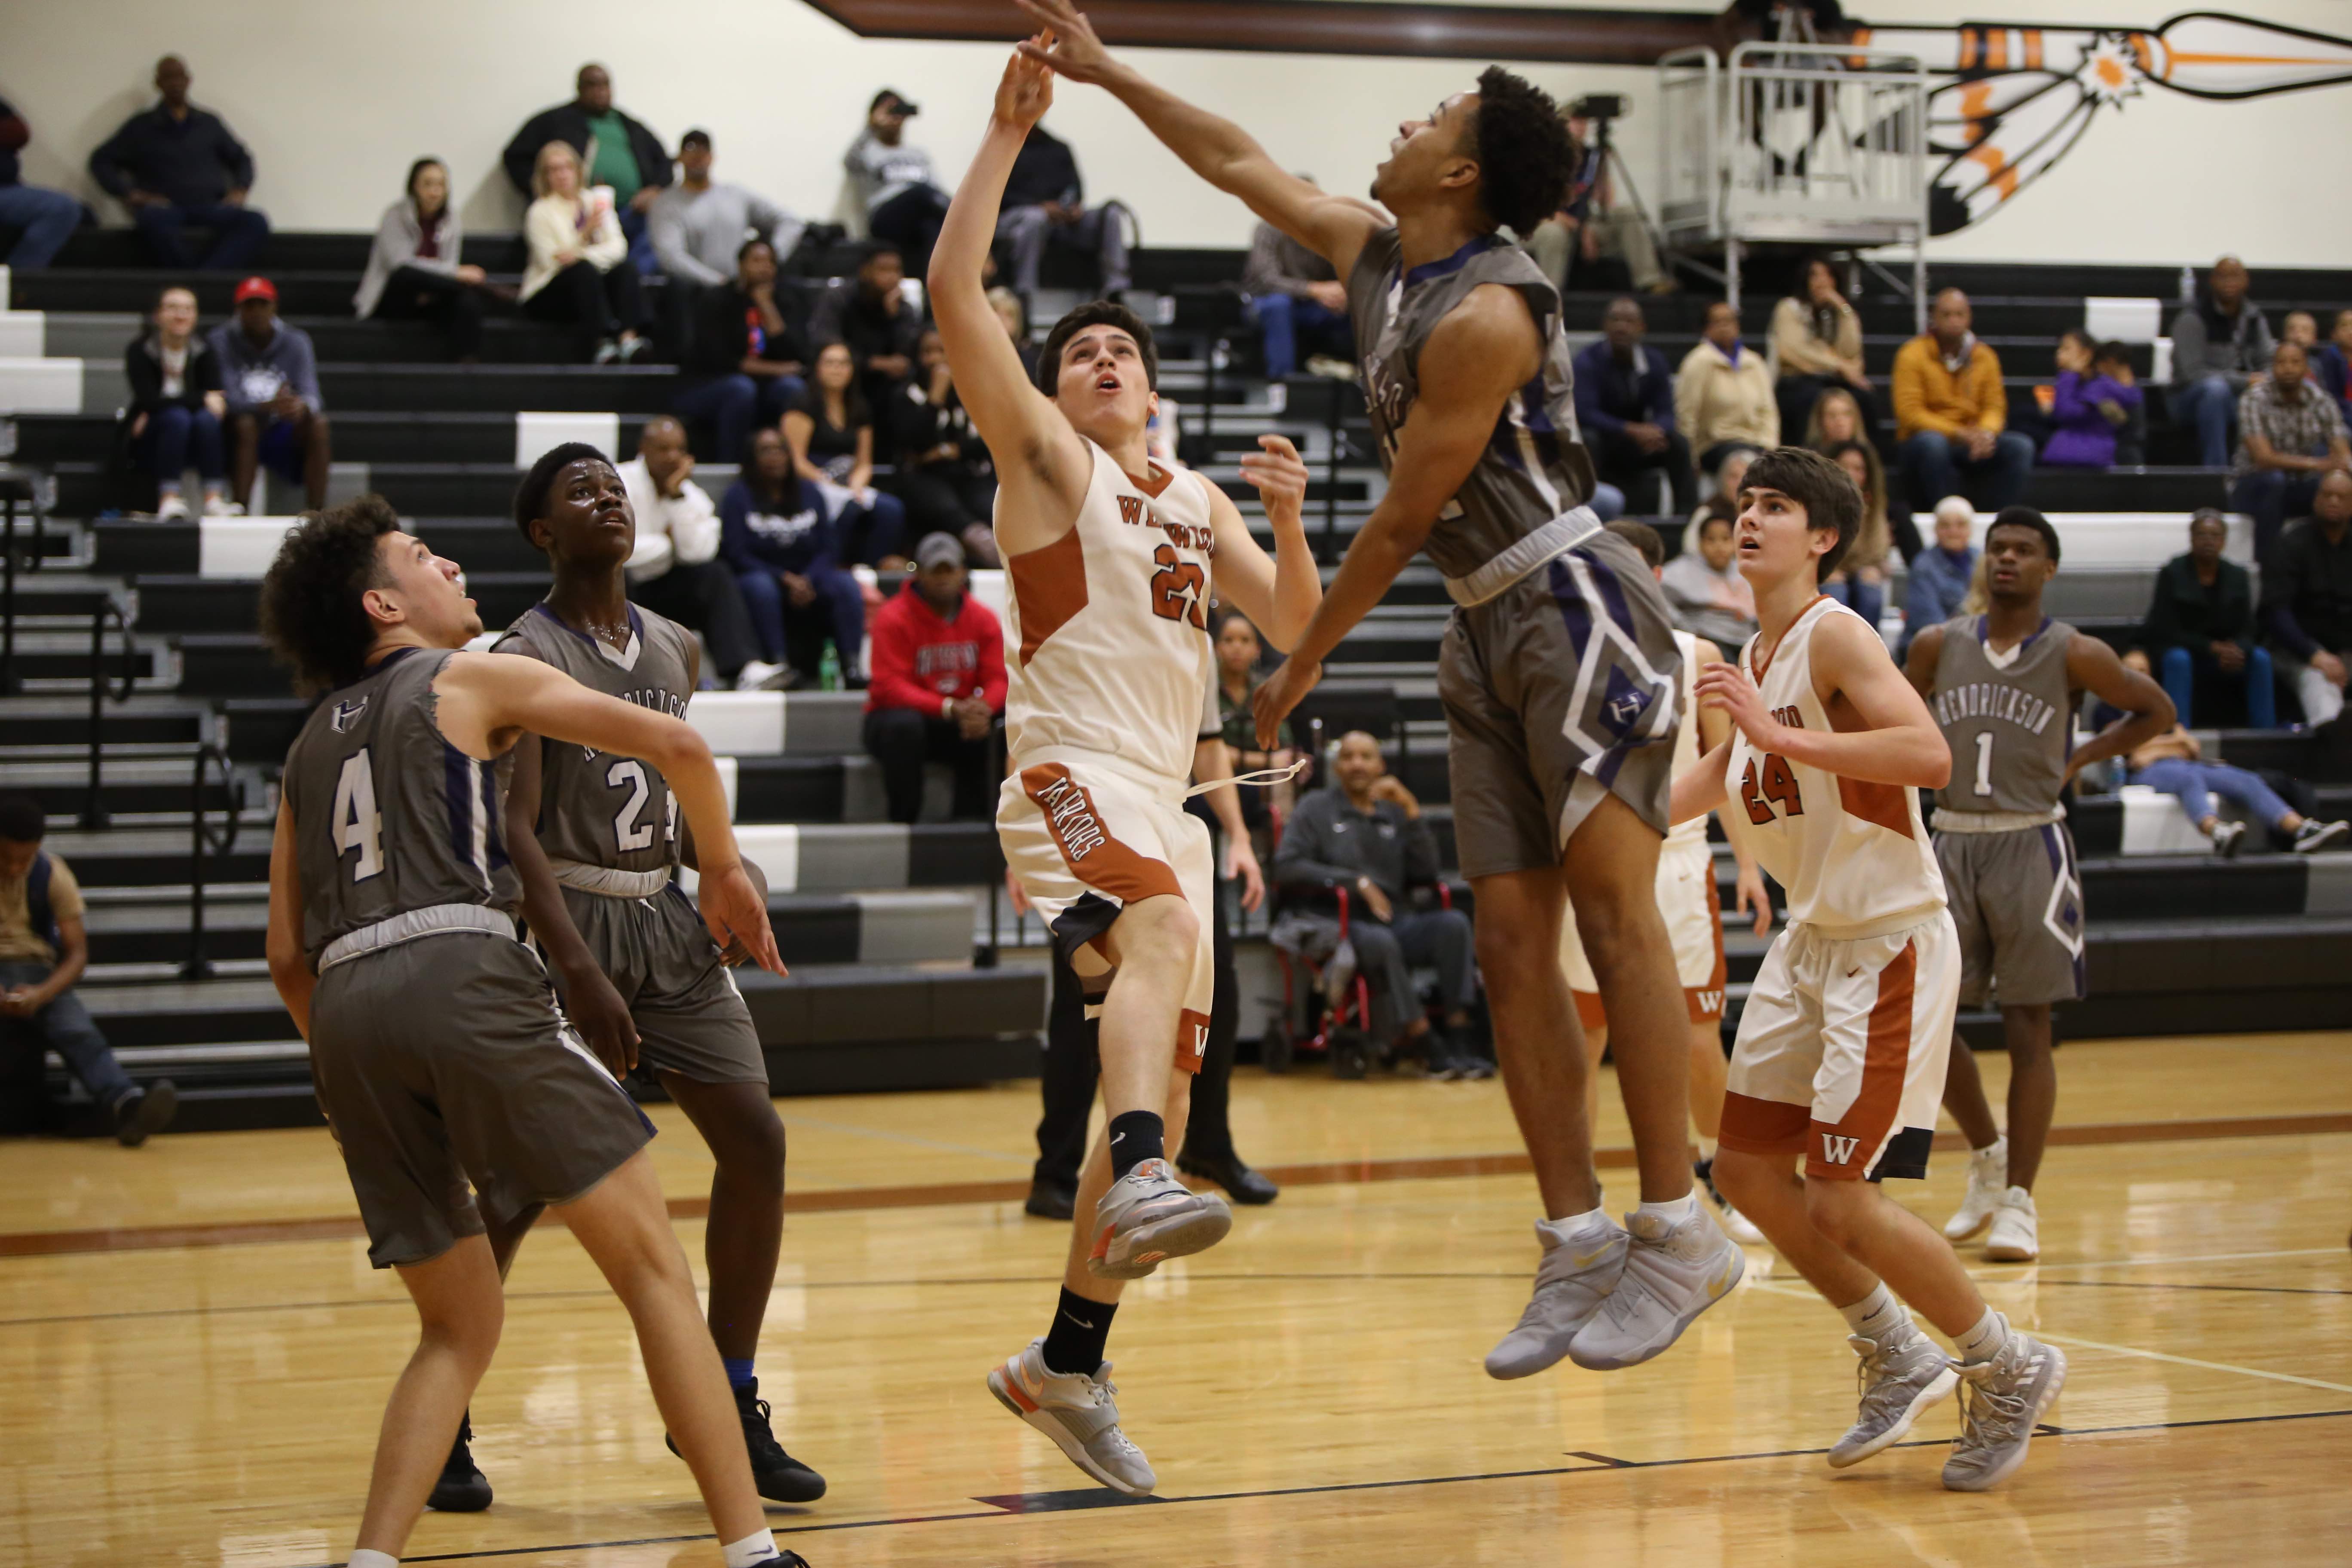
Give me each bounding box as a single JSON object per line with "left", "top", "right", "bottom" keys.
{"left": 207, "top": 276, "right": 331, "bottom": 511}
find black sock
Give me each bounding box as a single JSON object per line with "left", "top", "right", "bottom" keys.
{"left": 1041, "top": 1286, "right": 1117, "bottom": 1375}
{"left": 1106, "top": 1110, "right": 1164, "bottom": 1179}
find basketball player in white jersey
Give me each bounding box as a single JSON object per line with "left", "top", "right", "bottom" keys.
{"left": 1558, "top": 521, "right": 1770, "bottom": 1247}
{"left": 931, "top": 45, "right": 1322, "bottom": 1493}
{"left": 1674, "top": 449, "right": 2067, "bottom": 1491}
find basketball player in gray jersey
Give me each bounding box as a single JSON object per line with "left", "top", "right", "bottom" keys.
{"left": 1020, "top": 0, "right": 1744, "bottom": 1379}
{"left": 1906, "top": 507, "right": 2171, "bottom": 1262}
{"left": 259, "top": 496, "right": 803, "bottom": 1568}
{"left": 472, "top": 444, "right": 823, "bottom": 1507}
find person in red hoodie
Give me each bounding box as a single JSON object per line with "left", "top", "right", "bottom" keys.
{"left": 864, "top": 532, "right": 1008, "bottom": 822}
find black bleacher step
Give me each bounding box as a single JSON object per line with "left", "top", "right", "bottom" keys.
{"left": 12, "top": 267, "right": 379, "bottom": 317}
{"left": 176, "top": 632, "right": 294, "bottom": 698}
{"left": 318, "top": 363, "right": 682, "bottom": 413}
{"left": 9, "top": 759, "right": 236, "bottom": 821}
{"left": 45, "top": 827, "right": 273, "bottom": 889}
{"left": 223, "top": 696, "right": 312, "bottom": 763}
{"left": 44, "top": 230, "right": 522, "bottom": 274}
{"left": 133, "top": 572, "right": 549, "bottom": 636}
{"left": 0, "top": 696, "right": 207, "bottom": 749}
{"left": 4, "top": 634, "right": 171, "bottom": 687}
{"left": 16, "top": 411, "right": 658, "bottom": 469}
{"left": 0, "top": 573, "right": 119, "bottom": 619}
{"left": 83, "top": 898, "right": 270, "bottom": 966}
{"left": 908, "top": 821, "right": 1007, "bottom": 885}
{"left": 734, "top": 756, "right": 849, "bottom": 825}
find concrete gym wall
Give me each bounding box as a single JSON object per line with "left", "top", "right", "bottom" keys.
{"left": 4, "top": 0, "right": 2350, "bottom": 266}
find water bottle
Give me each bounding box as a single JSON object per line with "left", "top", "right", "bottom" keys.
{"left": 818, "top": 640, "right": 841, "bottom": 692}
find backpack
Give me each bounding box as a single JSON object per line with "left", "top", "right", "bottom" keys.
{"left": 22, "top": 852, "right": 60, "bottom": 956}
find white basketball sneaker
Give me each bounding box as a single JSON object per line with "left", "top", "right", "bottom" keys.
{"left": 1484, "top": 1217, "right": 1627, "bottom": 1379}
{"left": 1568, "top": 1202, "right": 1745, "bottom": 1371}
{"left": 1943, "top": 1325, "right": 2068, "bottom": 1492}
{"left": 1828, "top": 1331, "right": 1959, "bottom": 1468}
{"left": 1984, "top": 1187, "right": 2040, "bottom": 1262}
{"left": 1085, "top": 1158, "right": 1232, "bottom": 1280}
{"left": 1944, "top": 1137, "right": 2008, "bottom": 1241}
{"left": 987, "top": 1339, "right": 1156, "bottom": 1494}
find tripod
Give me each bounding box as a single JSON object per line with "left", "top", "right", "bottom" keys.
{"left": 1562, "top": 111, "right": 1675, "bottom": 296}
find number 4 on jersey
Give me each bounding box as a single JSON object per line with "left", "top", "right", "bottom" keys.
{"left": 331, "top": 750, "right": 384, "bottom": 881}
{"left": 1741, "top": 752, "right": 1804, "bottom": 825}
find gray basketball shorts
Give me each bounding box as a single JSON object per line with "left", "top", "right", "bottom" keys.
{"left": 539, "top": 883, "right": 769, "bottom": 1087}
{"left": 1439, "top": 528, "right": 1684, "bottom": 880}
{"left": 1935, "top": 823, "right": 2086, "bottom": 1009}
{"left": 308, "top": 930, "right": 655, "bottom": 1269}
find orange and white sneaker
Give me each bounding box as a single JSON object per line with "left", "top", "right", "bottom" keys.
{"left": 987, "top": 1338, "right": 1157, "bottom": 1494}
{"left": 1085, "top": 1158, "right": 1231, "bottom": 1280}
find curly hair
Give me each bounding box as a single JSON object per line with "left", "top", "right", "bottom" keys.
{"left": 1462, "top": 66, "right": 1576, "bottom": 236}
{"left": 258, "top": 495, "right": 403, "bottom": 695}
{"left": 1038, "top": 299, "right": 1160, "bottom": 395}
{"left": 1988, "top": 504, "right": 2062, "bottom": 566}
{"left": 512, "top": 441, "right": 616, "bottom": 545}
{"left": 1743, "top": 445, "right": 1861, "bottom": 582}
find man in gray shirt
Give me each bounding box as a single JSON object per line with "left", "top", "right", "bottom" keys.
{"left": 844, "top": 89, "right": 949, "bottom": 275}
{"left": 2169, "top": 254, "right": 2276, "bottom": 468}
{"left": 649, "top": 130, "right": 803, "bottom": 288}
{"left": 1241, "top": 216, "right": 1353, "bottom": 380}
{"left": 208, "top": 276, "right": 330, "bottom": 511}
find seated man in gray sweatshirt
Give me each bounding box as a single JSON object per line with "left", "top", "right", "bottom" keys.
{"left": 207, "top": 276, "right": 330, "bottom": 511}
{"left": 648, "top": 129, "right": 804, "bottom": 288}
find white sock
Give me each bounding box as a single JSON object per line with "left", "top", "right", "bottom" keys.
{"left": 1539, "top": 1204, "right": 1615, "bottom": 1245}
{"left": 1952, "top": 1308, "right": 2011, "bottom": 1365}
{"left": 349, "top": 1552, "right": 398, "bottom": 1568}
{"left": 1695, "top": 1134, "right": 1718, "bottom": 1163}
{"left": 1636, "top": 1192, "right": 1700, "bottom": 1226}
{"left": 1836, "top": 1282, "right": 1915, "bottom": 1344}
{"left": 722, "top": 1529, "right": 782, "bottom": 1568}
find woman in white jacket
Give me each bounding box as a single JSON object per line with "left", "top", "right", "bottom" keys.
{"left": 521, "top": 140, "right": 648, "bottom": 362}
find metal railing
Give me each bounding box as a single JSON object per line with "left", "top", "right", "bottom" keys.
{"left": 181, "top": 742, "right": 246, "bottom": 979}
{"left": 78, "top": 595, "right": 139, "bottom": 830}
{"left": 0, "top": 471, "right": 43, "bottom": 696}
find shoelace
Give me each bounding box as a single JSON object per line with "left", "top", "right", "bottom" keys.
{"left": 1956, "top": 1357, "right": 2034, "bottom": 1452}
{"left": 740, "top": 1397, "right": 799, "bottom": 1469}
{"left": 1850, "top": 1335, "right": 1940, "bottom": 1418}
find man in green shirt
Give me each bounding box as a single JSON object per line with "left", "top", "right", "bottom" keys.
{"left": 502, "top": 63, "right": 671, "bottom": 272}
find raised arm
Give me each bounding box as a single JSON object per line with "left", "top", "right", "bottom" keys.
{"left": 1204, "top": 435, "right": 1320, "bottom": 651}
{"left": 1016, "top": 0, "right": 1384, "bottom": 277}
{"left": 2064, "top": 630, "right": 2175, "bottom": 782}
{"left": 926, "top": 46, "right": 1092, "bottom": 555}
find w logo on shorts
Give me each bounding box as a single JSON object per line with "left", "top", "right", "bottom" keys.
{"left": 1820, "top": 1133, "right": 1862, "bottom": 1166}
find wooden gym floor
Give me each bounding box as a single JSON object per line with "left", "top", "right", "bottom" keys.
{"left": 3, "top": 1032, "right": 2349, "bottom": 1566}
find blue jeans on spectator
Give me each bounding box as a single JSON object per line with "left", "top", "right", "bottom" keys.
{"left": 674, "top": 373, "right": 805, "bottom": 465}
{"left": 1252, "top": 293, "right": 1354, "bottom": 379}
{"left": 2170, "top": 374, "right": 2238, "bottom": 468}
{"left": 2131, "top": 757, "right": 2294, "bottom": 835}
{"left": 0, "top": 183, "right": 83, "bottom": 268}
{"left": 132, "top": 200, "right": 270, "bottom": 270}
{"left": 1902, "top": 429, "right": 2034, "bottom": 515}
{"left": 837, "top": 489, "right": 907, "bottom": 567}
{"left": 0, "top": 961, "right": 137, "bottom": 1116}
{"left": 1823, "top": 571, "right": 1885, "bottom": 630}
{"left": 618, "top": 205, "right": 657, "bottom": 275}
{"left": 736, "top": 564, "right": 866, "bottom": 677}
{"left": 133, "top": 403, "right": 227, "bottom": 495}
{"left": 2229, "top": 467, "right": 2323, "bottom": 563}
{"left": 2158, "top": 642, "right": 2276, "bottom": 729}
{"left": 1587, "top": 482, "right": 1625, "bottom": 522}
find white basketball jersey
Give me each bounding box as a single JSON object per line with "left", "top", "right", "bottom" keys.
{"left": 1001, "top": 440, "right": 1218, "bottom": 787}
{"left": 1664, "top": 628, "right": 1709, "bottom": 854}
{"left": 1727, "top": 597, "right": 1944, "bottom": 935}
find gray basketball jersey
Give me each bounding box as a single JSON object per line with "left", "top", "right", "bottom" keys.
{"left": 1930, "top": 615, "right": 2075, "bottom": 816}
{"left": 492, "top": 602, "right": 696, "bottom": 873}
{"left": 1346, "top": 227, "right": 1599, "bottom": 580}
{"left": 282, "top": 647, "right": 517, "bottom": 967}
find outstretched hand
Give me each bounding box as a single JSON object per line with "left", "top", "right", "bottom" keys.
{"left": 1237, "top": 434, "right": 1310, "bottom": 526}
{"left": 995, "top": 31, "right": 1057, "bottom": 129}
{"left": 1015, "top": 0, "right": 1114, "bottom": 82}
{"left": 1252, "top": 654, "right": 1320, "bottom": 750}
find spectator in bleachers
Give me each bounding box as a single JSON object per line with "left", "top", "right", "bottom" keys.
{"left": 2041, "top": 330, "right": 2145, "bottom": 468}
{"left": 988, "top": 286, "right": 1040, "bottom": 382}
{"left": 1213, "top": 609, "right": 1301, "bottom": 835}
{"left": 889, "top": 327, "right": 1000, "bottom": 567}
{"left": 863, "top": 533, "right": 1006, "bottom": 824}
{"left": 208, "top": 277, "right": 328, "bottom": 512}
{"left": 1771, "top": 254, "right": 1876, "bottom": 443}
{"left": 1810, "top": 385, "right": 1924, "bottom": 562}
{"left": 1274, "top": 731, "right": 1482, "bottom": 1077}
{"left": 2231, "top": 339, "right": 2350, "bottom": 560}
{"left": 1688, "top": 443, "right": 1759, "bottom": 537}
{"left": 353, "top": 158, "right": 492, "bottom": 363}
{"left": 1243, "top": 216, "right": 1352, "bottom": 380}
{"left": 997, "top": 120, "right": 1131, "bottom": 296}
{"left": 616, "top": 416, "right": 785, "bottom": 692}
{"left": 2315, "top": 309, "right": 2352, "bottom": 427}
{"left": 1675, "top": 300, "right": 1778, "bottom": 472}
{"left": 1822, "top": 438, "right": 1890, "bottom": 629}
{"left": 649, "top": 129, "right": 804, "bottom": 288}
{"left": 1902, "top": 496, "right": 1979, "bottom": 655}
{"left": 676, "top": 237, "right": 807, "bottom": 464}
{"left": 1523, "top": 113, "right": 1671, "bottom": 295}
{"left": 2168, "top": 255, "right": 2275, "bottom": 469}
{"left": 2264, "top": 467, "right": 2352, "bottom": 726}
{"left": 811, "top": 246, "right": 924, "bottom": 411}
{"left": 2282, "top": 310, "right": 2318, "bottom": 351}
{"left": 785, "top": 340, "right": 908, "bottom": 569}
{"left": 722, "top": 427, "right": 866, "bottom": 685}
{"left": 1894, "top": 287, "right": 2033, "bottom": 515}
{"left": 123, "top": 284, "right": 228, "bottom": 520}
{"left": 0, "top": 96, "right": 83, "bottom": 269}
{"left": 87, "top": 56, "right": 267, "bottom": 272}
{"left": 845, "top": 89, "right": 950, "bottom": 277}
{"left": 2142, "top": 508, "right": 2272, "bottom": 729}
{"left": 1659, "top": 508, "right": 1756, "bottom": 649}
{"left": 2117, "top": 693, "right": 2348, "bottom": 855}
{"left": 1574, "top": 296, "right": 1693, "bottom": 514}
{"left": 501, "top": 64, "right": 670, "bottom": 274}
{"left": 0, "top": 793, "right": 178, "bottom": 1145}
{"left": 519, "top": 141, "right": 650, "bottom": 364}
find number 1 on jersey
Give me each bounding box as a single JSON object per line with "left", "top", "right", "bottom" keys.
{"left": 1973, "top": 731, "right": 1995, "bottom": 797}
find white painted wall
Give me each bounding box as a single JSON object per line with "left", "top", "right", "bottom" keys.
{"left": 4, "top": 0, "right": 2349, "bottom": 266}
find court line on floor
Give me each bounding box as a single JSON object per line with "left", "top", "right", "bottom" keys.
{"left": 7, "top": 1110, "right": 2348, "bottom": 1259}
{"left": 297, "top": 1406, "right": 2352, "bottom": 1566}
